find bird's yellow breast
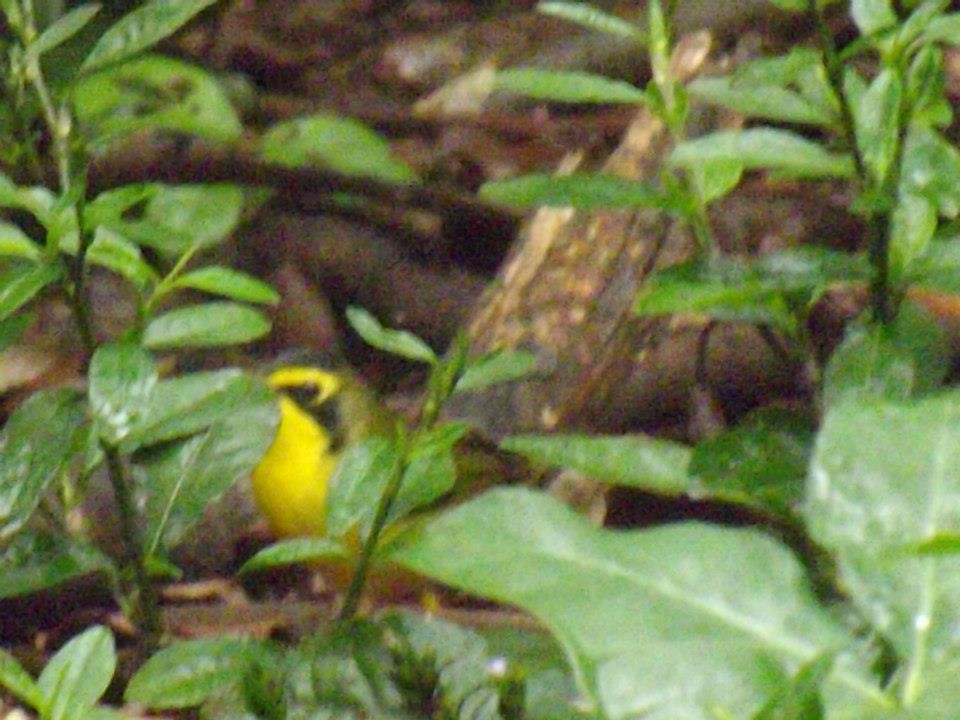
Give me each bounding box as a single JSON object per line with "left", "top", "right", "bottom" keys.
{"left": 251, "top": 395, "right": 339, "bottom": 538}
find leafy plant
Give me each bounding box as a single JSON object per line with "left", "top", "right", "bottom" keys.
{"left": 0, "top": 625, "right": 118, "bottom": 720}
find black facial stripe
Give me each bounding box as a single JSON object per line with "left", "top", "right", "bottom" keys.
{"left": 310, "top": 400, "right": 346, "bottom": 453}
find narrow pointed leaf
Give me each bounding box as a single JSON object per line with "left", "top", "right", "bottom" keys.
{"left": 171, "top": 266, "right": 279, "bottom": 305}
{"left": 144, "top": 302, "right": 271, "bottom": 349}
{"left": 495, "top": 68, "right": 647, "bottom": 104}
{"left": 81, "top": 0, "right": 218, "bottom": 73}
{"left": 37, "top": 625, "right": 115, "bottom": 720}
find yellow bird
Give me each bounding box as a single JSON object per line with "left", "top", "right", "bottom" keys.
{"left": 251, "top": 363, "right": 390, "bottom": 540}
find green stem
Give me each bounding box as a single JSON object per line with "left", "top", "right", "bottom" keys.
{"left": 103, "top": 444, "right": 162, "bottom": 648}
{"left": 810, "top": 0, "right": 893, "bottom": 324}
{"left": 338, "top": 427, "right": 408, "bottom": 621}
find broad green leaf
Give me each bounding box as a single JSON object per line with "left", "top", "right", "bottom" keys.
{"left": 93, "top": 184, "right": 243, "bottom": 256}
{"left": 391, "top": 441, "right": 458, "bottom": 524}
{"left": 389, "top": 488, "right": 890, "bottom": 719}
{"left": 325, "top": 436, "right": 399, "bottom": 538}
{"left": 88, "top": 342, "right": 159, "bottom": 446}
{"left": 538, "top": 2, "right": 644, "bottom": 41}
{"left": 690, "top": 407, "right": 815, "bottom": 515}
{"left": 689, "top": 158, "right": 744, "bottom": 205}
{"left": 806, "top": 390, "right": 960, "bottom": 694}
{"left": 905, "top": 45, "right": 952, "bottom": 128}
{"left": 27, "top": 3, "right": 100, "bottom": 60}
{"left": 86, "top": 227, "right": 158, "bottom": 289}
{"left": 478, "top": 173, "right": 684, "bottom": 213}
{"left": 689, "top": 76, "right": 835, "bottom": 127}
{"left": 0, "top": 648, "right": 42, "bottom": 710}
{"left": 171, "top": 266, "right": 279, "bottom": 305}
{"left": 238, "top": 537, "right": 349, "bottom": 574}
{"left": 120, "top": 369, "right": 270, "bottom": 451}
{"left": 73, "top": 55, "right": 241, "bottom": 145}
{"left": 0, "top": 312, "right": 32, "bottom": 353}
{"left": 822, "top": 301, "right": 949, "bottom": 406}
{"left": 126, "top": 637, "right": 275, "bottom": 709}
{"left": 260, "top": 114, "right": 417, "bottom": 185}
{"left": 455, "top": 350, "right": 538, "bottom": 393}
{"left": 670, "top": 128, "right": 855, "bottom": 179}
{"left": 0, "top": 175, "right": 56, "bottom": 223}
{"left": 852, "top": 0, "right": 898, "bottom": 35}
{"left": 81, "top": 0, "right": 218, "bottom": 73}
{"left": 143, "top": 302, "right": 271, "bottom": 349}
{"left": 908, "top": 533, "right": 960, "bottom": 555}
{"left": 136, "top": 383, "right": 277, "bottom": 555}
{"left": 901, "top": 126, "right": 960, "bottom": 218}
{"left": 495, "top": 68, "right": 647, "bottom": 105}
{"left": 502, "top": 434, "right": 691, "bottom": 493}
{"left": 0, "top": 532, "right": 113, "bottom": 600}
{"left": 635, "top": 259, "right": 797, "bottom": 333}
{"left": 345, "top": 306, "right": 437, "bottom": 364}
{"left": 889, "top": 193, "right": 937, "bottom": 278}
{"left": 0, "top": 262, "right": 63, "bottom": 323}
{"left": 852, "top": 69, "right": 902, "bottom": 186}
{"left": 920, "top": 12, "right": 960, "bottom": 46}
{"left": 0, "top": 389, "right": 89, "bottom": 539}
{"left": 0, "top": 223, "right": 41, "bottom": 261}
{"left": 37, "top": 625, "right": 115, "bottom": 720}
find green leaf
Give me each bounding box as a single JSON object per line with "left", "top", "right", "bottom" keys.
{"left": 689, "top": 76, "right": 835, "bottom": 127}
{"left": 73, "top": 55, "right": 242, "bottom": 145}
{"left": 537, "top": 2, "right": 645, "bottom": 41}
{"left": 0, "top": 312, "right": 33, "bottom": 353}
{"left": 920, "top": 12, "right": 960, "bottom": 46}
{"left": 120, "top": 369, "right": 269, "bottom": 451}
{"left": 391, "top": 437, "right": 459, "bottom": 524}
{"left": 495, "top": 68, "right": 647, "bottom": 104}
{"left": 670, "top": 128, "right": 856, "bottom": 179}
{"left": 345, "top": 306, "right": 437, "bottom": 364}
{"left": 900, "top": 126, "right": 960, "bottom": 218}
{"left": 0, "top": 389, "right": 89, "bottom": 539}
{"left": 501, "top": 433, "right": 692, "bottom": 493}
{"left": 88, "top": 342, "right": 159, "bottom": 446}
{"left": 125, "top": 637, "right": 274, "bottom": 709}
{"left": 822, "top": 301, "right": 949, "bottom": 405}
{"left": 171, "top": 266, "right": 279, "bottom": 305}
{"left": 905, "top": 45, "right": 952, "bottom": 128}
{"left": 389, "top": 488, "right": 890, "bottom": 719}
{"left": 752, "top": 655, "right": 833, "bottom": 720}
{"left": 455, "top": 350, "right": 538, "bottom": 393}
{"left": 690, "top": 407, "right": 815, "bottom": 515}
{"left": 260, "top": 114, "right": 417, "bottom": 185}
{"left": 908, "top": 533, "right": 960, "bottom": 556}
{"left": 0, "top": 648, "right": 42, "bottom": 710}
{"left": 889, "top": 193, "right": 937, "bottom": 278}
{"left": 238, "top": 537, "right": 349, "bottom": 574}
{"left": 852, "top": 0, "right": 898, "bottom": 35}
{"left": 478, "top": 173, "right": 684, "bottom": 213}
{"left": 27, "top": 3, "right": 100, "bottom": 60}
{"left": 0, "top": 175, "right": 57, "bottom": 223}
{"left": 852, "top": 69, "right": 902, "bottom": 186}
{"left": 0, "top": 222, "right": 42, "bottom": 261}
{"left": 143, "top": 302, "right": 271, "bottom": 349}
{"left": 895, "top": 0, "right": 950, "bottom": 51}
{"left": 0, "top": 262, "right": 63, "bottom": 323}
{"left": 689, "top": 158, "right": 744, "bottom": 205}
{"left": 37, "top": 625, "right": 115, "bottom": 720}
{"left": 766, "top": 0, "right": 806, "bottom": 11}
{"left": 325, "top": 436, "right": 399, "bottom": 538}
{"left": 86, "top": 227, "right": 158, "bottom": 289}
{"left": 634, "top": 259, "right": 797, "bottom": 333}
{"left": 81, "top": 0, "right": 218, "bottom": 74}
{"left": 0, "top": 532, "right": 113, "bottom": 600}
{"left": 84, "top": 183, "right": 244, "bottom": 257}
{"left": 136, "top": 381, "right": 277, "bottom": 555}
{"left": 806, "top": 389, "right": 960, "bottom": 682}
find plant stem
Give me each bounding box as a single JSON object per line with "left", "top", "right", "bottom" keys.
{"left": 20, "top": 12, "right": 163, "bottom": 644}
{"left": 103, "top": 444, "right": 162, "bottom": 648}
{"left": 809, "top": 0, "right": 893, "bottom": 324}
{"left": 338, "top": 428, "right": 408, "bottom": 620}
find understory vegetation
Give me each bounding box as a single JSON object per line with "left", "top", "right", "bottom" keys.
{"left": 4, "top": 0, "right": 960, "bottom": 717}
